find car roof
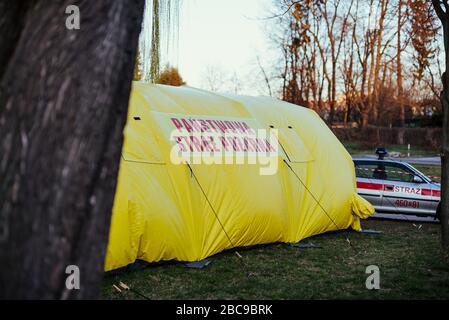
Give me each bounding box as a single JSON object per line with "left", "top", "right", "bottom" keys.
{"left": 352, "top": 157, "right": 406, "bottom": 165}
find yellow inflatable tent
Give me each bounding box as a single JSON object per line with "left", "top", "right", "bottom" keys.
{"left": 104, "top": 82, "right": 374, "bottom": 271}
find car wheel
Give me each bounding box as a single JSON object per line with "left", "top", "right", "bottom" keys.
{"left": 436, "top": 203, "right": 441, "bottom": 221}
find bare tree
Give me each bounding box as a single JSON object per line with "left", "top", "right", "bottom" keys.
{"left": 318, "top": 0, "right": 355, "bottom": 124}
{"left": 202, "top": 65, "right": 227, "bottom": 92}
{"left": 270, "top": 0, "right": 443, "bottom": 127}
{"left": 409, "top": 0, "right": 439, "bottom": 84}
{"left": 397, "top": 0, "right": 405, "bottom": 126}
{"left": 369, "top": 0, "right": 389, "bottom": 124}
{"left": 256, "top": 56, "right": 273, "bottom": 97}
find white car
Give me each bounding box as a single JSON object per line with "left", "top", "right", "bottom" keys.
{"left": 353, "top": 158, "right": 441, "bottom": 218}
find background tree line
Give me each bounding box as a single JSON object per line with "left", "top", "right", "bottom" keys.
{"left": 270, "top": 0, "right": 442, "bottom": 127}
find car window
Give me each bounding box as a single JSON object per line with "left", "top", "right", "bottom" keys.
{"left": 354, "top": 161, "right": 416, "bottom": 183}
{"left": 382, "top": 164, "right": 415, "bottom": 183}
{"left": 355, "top": 163, "right": 381, "bottom": 179}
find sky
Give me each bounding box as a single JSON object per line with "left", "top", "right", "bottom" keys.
{"left": 174, "top": 0, "right": 275, "bottom": 95}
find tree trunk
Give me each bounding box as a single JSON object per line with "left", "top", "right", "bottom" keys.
{"left": 0, "top": 1, "right": 144, "bottom": 299}
{"left": 329, "top": 57, "right": 337, "bottom": 125}
{"left": 344, "top": 99, "right": 351, "bottom": 124}
{"left": 0, "top": 2, "right": 32, "bottom": 78}
{"left": 397, "top": 0, "right": 405, "bottom": 127}
{"left": 441, "top": 72, "right": 449, "bottom": 250}
{"left": 432, "top": 0, "right": 449, "bottom": 250}
{"left": 361, "top": 111, "right": 369, "bottom": 127}
{"left": 372, "top": 0, "right": 388, "bottom": 126}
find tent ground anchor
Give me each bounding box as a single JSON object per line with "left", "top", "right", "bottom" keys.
{"left": 359, "top": 229, "right": 384, "bottom": 234}
{"left": 185, "top": 258, "right": 212, "bottom": 269}
{"left": 289, "top": 242, "right": 322, "bottom": 249}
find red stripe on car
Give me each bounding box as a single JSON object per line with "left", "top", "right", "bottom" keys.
{"left": 421, "top": 189, "right": 441, "bottom": 197}
{"left": 356, "top": 181, "right": 383, "bottom": 190}
{"left": 432, "top": 190, "right": 441, "bottom": 197}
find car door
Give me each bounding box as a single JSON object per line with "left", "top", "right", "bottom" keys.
{"left": 402, "top": 163, "right": 441, "bottom": 216}
{"left": 380, "top": 163, "right": 435, "bottom": 215}
{"left": 354, "top": 160, "right": 384, "bottom": 211}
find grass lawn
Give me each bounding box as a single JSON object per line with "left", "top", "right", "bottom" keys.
{"left": 102, "top": 219, "right": 449, "bottom": 300}
{"left": 343, "top": 141, "right": 439, "bottom": 157}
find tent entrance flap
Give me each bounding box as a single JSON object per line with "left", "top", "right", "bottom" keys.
{"left": 122, "top": 115, "right": 166, "bottom": 164}
{"left": 277, "top": 128, "right": 314, "bottom": 163}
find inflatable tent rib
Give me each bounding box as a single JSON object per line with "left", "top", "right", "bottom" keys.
{"left": 104, "top": 82, "right": 374, "bottom": 271}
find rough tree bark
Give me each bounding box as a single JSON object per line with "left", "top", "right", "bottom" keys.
{"left": 432, "top": 0, "right": 449, "bottom": 250}
{"left": 0, "top": 1, "right": 144, "bottom": 299}
{"left": 0, "top": 2, "right": 32, "bottom": 78}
